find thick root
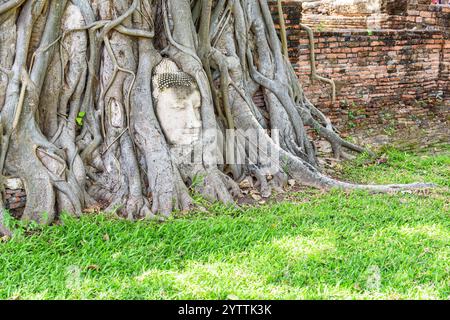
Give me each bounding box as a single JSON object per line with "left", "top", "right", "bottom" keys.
{"left": 0, "top": 0, "right": 436, "bottom": 225}
{"left": 0, "top": 207, "right": 11, "bottom": 237}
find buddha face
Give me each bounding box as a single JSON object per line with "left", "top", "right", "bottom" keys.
{"left": 152, "top": 59, "right": 202, "bottom": 146}
{"left": 155, "top": 86, "right": 202, "bottom": 146}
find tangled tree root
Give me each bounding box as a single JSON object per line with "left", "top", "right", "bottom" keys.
{"left": 0, "top": 0, "right": 435, "bottom": 225}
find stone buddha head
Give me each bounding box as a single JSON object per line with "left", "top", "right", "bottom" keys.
{"left": 152, "top": 58, "right": 202, "bottom": 146}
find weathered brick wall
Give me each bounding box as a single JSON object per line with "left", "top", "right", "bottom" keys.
{"left": 3, "top": 178, "right": 26, "bottom": 217}
{"left": 441, "top": 34, "right": 450, "bottom": 101}
{"left": 405, "top": 1, "right": 450, "bottom": 30}
{"left": 300, "top": 0, "right": 449, "bottom": 30}
{"left": 4, "top": 189, "right": 26, "bottom": 213}
{"left": 300, "top": 0, "right": 399, "bottom": 30}
{"left": 297, "top": 30, "right": 448, "bottom": 131}
{"left": 269, "top": 0, "right": 449, "bottom": 138}
{"left": 269, "top": 1, "right": 303, "bottom": 64}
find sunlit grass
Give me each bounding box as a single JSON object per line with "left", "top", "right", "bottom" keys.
{"left": 0, "top": 146, "right": 449, "bottom": 300}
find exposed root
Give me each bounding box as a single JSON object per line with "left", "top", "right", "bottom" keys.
{"left": 0, "top": 206, "right": 11, "bottom": 237}
{"left": 0, "top": 0, "right": 435, "bottom": 225}
{"left": 300, "top": 23, "right": 336, "bottom": 103}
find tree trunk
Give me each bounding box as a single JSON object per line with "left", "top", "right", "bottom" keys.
{"left": 0, "top": 0, "right": 433, "bottom": 224}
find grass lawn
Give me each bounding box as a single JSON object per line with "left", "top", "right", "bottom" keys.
{"left": 0, "top": 146, "right": 449, "bottom": 300}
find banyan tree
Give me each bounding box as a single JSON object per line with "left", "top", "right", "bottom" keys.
{"left": 0, "top": 0, "right": 433, "bottom": 229}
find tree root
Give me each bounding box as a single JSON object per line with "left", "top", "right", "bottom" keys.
{"left": 0, "top": 0, "right": 436, "bottom": 225}
{"left": 0, "top": 206, "right": 11, "bottom": 238}
{"left": 300, "top": 23, "right": 336, "bottom": 103}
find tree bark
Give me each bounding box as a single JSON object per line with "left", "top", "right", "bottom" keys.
{"left": 0, "top": 0, "right": 434, "bottom": 224}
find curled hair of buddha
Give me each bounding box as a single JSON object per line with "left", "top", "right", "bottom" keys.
{"left": 152, "top": 58, "right": 196, "bottom": 100}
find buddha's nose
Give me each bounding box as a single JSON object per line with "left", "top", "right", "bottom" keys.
{"left": 186, "top": 111, "right": 201, "bottom": 129}
{"left": 188, "top": 119, "right": 201, "bottom": 129}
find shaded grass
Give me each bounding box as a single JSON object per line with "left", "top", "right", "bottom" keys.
{"left": 0, "top": 146, "right": 449, "bottom": 300}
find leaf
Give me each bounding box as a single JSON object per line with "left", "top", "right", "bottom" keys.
{"left": 86, "top": 264, "right": 100, "bottom": 271}
{"left": 76, "top": 111, "right": 86, "bottom": 126}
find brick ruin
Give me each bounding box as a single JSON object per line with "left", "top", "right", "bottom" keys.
{"left": 3, "top": 178, "right": 26, "bottom": 216}
{"left": 267, "top": 0, "right": 449, "bottom": 146}
{"left": 3, "top": 1, "right": 450, "bottom": 212}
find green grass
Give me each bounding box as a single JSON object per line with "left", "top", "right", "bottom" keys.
{"left": 0, "top": 146, "right": 449, "bottom": 300}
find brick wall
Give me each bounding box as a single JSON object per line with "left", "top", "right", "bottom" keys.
{"left": 441, "top": 35, "right": 450, "bottom": 102}
{"left": 405, "top": 1, "right": 450, "bottom": 30}
{"left": 269, "top": 0, "right": 449, "bottom": 139}
{"left": 300, "top": 0, "right": 449, "bottom": 31}
{"left": 297, "top": 30, "right": 448, "bottom": 130}
{"left": 3, "top": 178, "right": 26, "bottom": 217}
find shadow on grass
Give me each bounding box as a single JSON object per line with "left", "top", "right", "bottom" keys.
{"left": 0, "top": 189, "right": 448, "bottom": 300}
{"left": 0, "top": 147, "right": 449, "bottom": 299}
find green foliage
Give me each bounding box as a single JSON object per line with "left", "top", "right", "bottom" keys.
{"left": 189, "top": 174, "right": 206, "bottom": 195}
{"left": 347, "top": 110, "right": 357, "bottom": 129}
{"left": 0, "top": 146, "right": 449, "bottom": 300}
{"left": 347, "top": 105, "right": 367, "bottom": 129}
{"left": 76, "top": 112, "right": 86, "bottom": 127}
